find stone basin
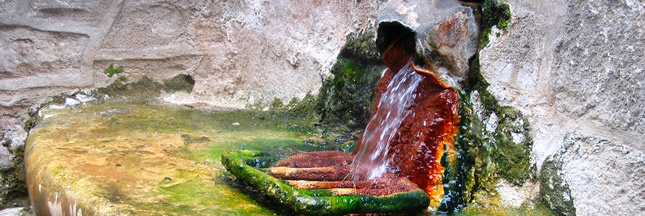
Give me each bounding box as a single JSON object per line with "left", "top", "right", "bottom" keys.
{"left": 25, "top": 102, "right": 328, "bottom": 215}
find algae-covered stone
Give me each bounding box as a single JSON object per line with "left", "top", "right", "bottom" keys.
{"left": 478, "top": 0, "right": 512, "bottom": 50}
{"left": 96, "top": 74, "right": 195, "bottom": 103}
{"left": 466, "top": 56, "right": 534, "bottom": 186}
{"left": 0, "top": 145, "right": 29, "bottom": 209}
{"left": 24, "top": 102, "right": 335, "bottom": 215}
{"left": 538, "top": 155, "right": 575, "bottom": 216}
{"left": 221, "top": 150, "right": 431, "bottom": 215}
{"left": 317, "top": 31, "right": 385, "bottom": 129}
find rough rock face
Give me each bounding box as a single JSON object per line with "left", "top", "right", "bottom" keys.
{"left": 0, "top": 0, "right": 381, "bottom": 121}
{"left": 376, "top": 0, "right": 478, "bottom": 84}
{"left": 0, "top": 0, "right": 381, "bottom": 207}
{"left": 556, "top": 133, "right": 644, "bottom": 215}
{"left": 0, "top": 0, "right": 380, "bottom": 134}
{"left": 480, "top": 0, "right": 644, "bottom": 214}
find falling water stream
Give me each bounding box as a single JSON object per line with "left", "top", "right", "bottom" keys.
{"left": 350, "top": 58, "right": 424, "bottom": 180}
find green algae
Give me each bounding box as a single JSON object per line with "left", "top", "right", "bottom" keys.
{"left": 2, "top": 106, "right": 33, "bottom": 210}
{"left": 96, "top": 74, "right": 195, "bottom": 103}
{"left": 537, "top": 156, "right": 576, "bottom": 216}
{"left": 0, "top": 144, "right": 29, "bottom": 209}
{"left": 459, "top": 202, "right": 553, "bottom": 216}
{"left": 317, "top": 30, "right": 385, "bottom": 130}
{"left": 439, "top": 92, "right": 483, "bottom": 213}
{"left": 478, "top": 0, "right": 512, "bottom": 50}
{"left": 163, "top": 74, "right": 195, "bottom": 93}
{"left": 465, "top": 56, "right": 534, "bottom": 187}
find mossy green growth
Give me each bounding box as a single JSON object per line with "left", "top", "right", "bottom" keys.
{"left": 28, "top": 102, "right": 345, "bottom": 215}
{"left": 439, "top": 88, "right": 512, "bottom": 214}
{"left": 269, "top": 98, "right": 285, "bottom": 110}
{"left": 466, "top": 55, "right": 534, "bottom": 186}
{"left": 537, "top": 155, "right": 576, "bottom": 216}
{"left": 333, "top": 60, "right": 364, "bottom": 87}
{"left": 436, "top": 54, "right": 536, "bottom": 212}
{"left": 317, "top": 30, "right": 385, "bottom": 130}
{"left": 22, "top": 110, "right": 39, "bottom": 132}
{"left": 163, "top": 74, "right": 195, "bottom": 93}
{"left": 458, "top": 202, "right": 553, "bottom": 216}
{"left": 221, "top": 150, "right": 430, "bottom": 215}
{"left": 262, "top": 92, "right": 320, "bottom": 123}
{"left": 104, "top": 65, "right": 124, "bottom": 77}
{"left": 96, "top": 74, "right": 195, "bottom": 103}
{"left": 440, "top": 92, "right": 483, "bottom": 213}
{"left": 0, "top": 144, "right": 29, "bottom": 209}
{"left": 477, "top": 0, "right": 512, "bottom": 50}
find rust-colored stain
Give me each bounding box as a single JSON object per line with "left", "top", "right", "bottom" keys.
{"left": 270, "top": 38, "right": 460, "bottom": 205}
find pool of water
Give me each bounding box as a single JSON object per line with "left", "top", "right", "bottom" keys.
{"left": 25, "top": 102, "right": 336, "bottom": 215}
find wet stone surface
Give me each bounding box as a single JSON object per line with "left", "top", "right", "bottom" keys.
{"left": 24, "top": 102, "right": 331, "bottom": 215}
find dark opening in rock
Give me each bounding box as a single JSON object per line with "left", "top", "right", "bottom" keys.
{"left": 375, "top": 21, "right": 415, "bottom": 54}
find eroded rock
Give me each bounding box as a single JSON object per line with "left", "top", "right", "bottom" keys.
{"left": 376, "top": 0, "right": 479, "bottom": 82}
{"left": 479, "top": 0, "right": 645, "bottom": 213}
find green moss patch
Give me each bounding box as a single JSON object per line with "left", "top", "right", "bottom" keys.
{"left": 465, "top": 56, "right": 534, "bottom": 186}
{"left": 538, "top": 156, "right": 576, "bottom": 216}
{"left": 317, "top": 31, "right": 386, "bottom": 130}
{"left": 96, "top": 74, "right": 195, "bottom": 103}
{"left": 0, "top": 144, "right": 30, "bottom": 209}
{"left": 478, "top": 0, "right": 512, "bottom": 50}
{"left": 104, "top": 65, "right": 124, "bottom": 77}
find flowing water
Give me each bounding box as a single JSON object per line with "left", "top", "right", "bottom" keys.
{"left": 350, "top": 58, "right": 424, "bottom": 180}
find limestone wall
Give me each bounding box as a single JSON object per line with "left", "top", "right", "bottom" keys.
{"left": 481, "top": 0, "right": 644, "bottom": 214}
{"left": 0, "top": 0, "right": 380, "bottom": 167}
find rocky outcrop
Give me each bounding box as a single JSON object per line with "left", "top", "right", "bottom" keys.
{"left": 376, "top": 0, "right": 478, "bottom": 84}
{"left": 480, "top": 0, "right": 644, "bottom": 214}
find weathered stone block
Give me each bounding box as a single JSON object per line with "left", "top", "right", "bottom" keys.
{"left": 100, "top": 1, "right": 191, "bottom": 49}
{"left": 551, "top": 0, "right": 645, "bottom": 139}
{"left": 376, "top": 0, "right": 478, "bottom": 81}
{"left": 555, "top": 133, "right": 644, "bottom": 215}
{"left": 29, "top": 0, "right": 111, "bottom": 25}
{"left": 0, "top": 26, "right": 88, "bottom": 80}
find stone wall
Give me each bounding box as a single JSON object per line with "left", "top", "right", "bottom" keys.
{"left": 0, "top": 0, "right": 380, "bottom": 167}
{"left": 481, "top": 0, "right": 644, "bottom": 214}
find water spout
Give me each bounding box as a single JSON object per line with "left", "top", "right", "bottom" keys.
{"left": 350, "top": 58, "right": 424, "bottom": 180}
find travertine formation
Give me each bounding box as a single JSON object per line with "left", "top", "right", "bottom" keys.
{"left": 262, "top": 2, "right": 475, "bottom": 210}
{"left": 25, "top": 102, "right": 328, "bottom": 215}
